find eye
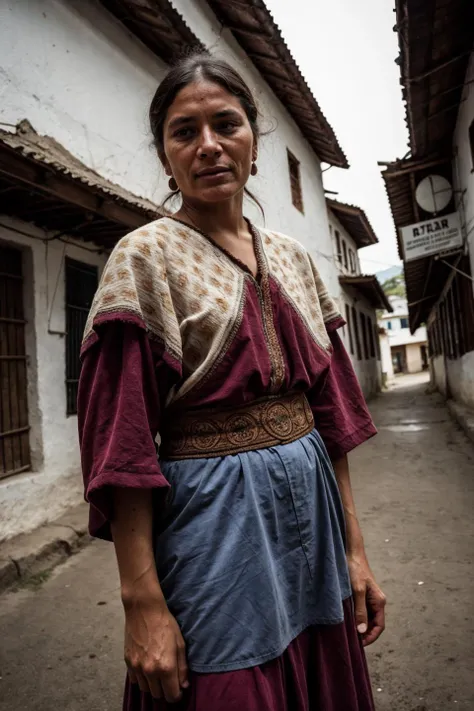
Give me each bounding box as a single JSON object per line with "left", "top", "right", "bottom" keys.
{"left": 217, "top": 121, "right": 238, "bottom": 134}
{"left": 173, "top": 127, "right": 195, "bottom": 139}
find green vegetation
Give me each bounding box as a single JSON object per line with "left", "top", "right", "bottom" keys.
{"left": 382, "top": 273, "right": 406, "bottom": 298}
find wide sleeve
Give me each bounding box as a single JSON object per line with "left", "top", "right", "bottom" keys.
{"left": 78, "top": 321, "right": 178, "bottom": 541}
{"left": 309, "top": 323, "right": 377, "bottom": 461}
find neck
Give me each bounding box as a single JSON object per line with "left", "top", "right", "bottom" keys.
{"left": 176, "top": 191, "right": 246, "bottom": 236}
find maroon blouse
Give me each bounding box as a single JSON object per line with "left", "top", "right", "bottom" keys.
{"left": 78, "top": 218, "right": 377, "bottom": 540}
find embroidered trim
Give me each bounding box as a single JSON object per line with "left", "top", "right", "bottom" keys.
{"left": 161, "top": 392, "right": 314, "bottom": 460}
{"left": 251, "top": 225, "right": 286, "bottom": 393}
{"left": 164, "top": 217, "right": 287, "bottom": 399}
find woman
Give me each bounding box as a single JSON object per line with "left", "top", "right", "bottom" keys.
{"left": 78, "top": 53, "right": 386, "bottom": 711}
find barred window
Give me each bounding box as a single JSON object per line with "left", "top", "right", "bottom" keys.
{"left": 65, "top": 259, "right": 98, "bottom": 415}
{"left": 0, "top": 244, "right": 30, "bottom": 479}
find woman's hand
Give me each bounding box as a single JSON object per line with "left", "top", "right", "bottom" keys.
{"left": 123, "top": 591, "right": 189, "bottom": 703}
{"left": 110, "top": 489, "right": 188, "bottom": 703}
{"left": 347, "top": 552, "right": 386, "bottom": 647}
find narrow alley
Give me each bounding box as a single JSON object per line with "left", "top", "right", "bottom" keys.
{"left": 1, "top": 376, "right": 473, "bottom": 711}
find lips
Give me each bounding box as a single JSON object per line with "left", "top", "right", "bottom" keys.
{"left": 196, "top": 167, "right": 231, "bottom": 178}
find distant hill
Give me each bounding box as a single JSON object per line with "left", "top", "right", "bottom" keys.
{"left": 376, "top": 265, "right": 403, "bottom": 282}
{"left": 377, "top": 265, "right": 405, "bottom": 298}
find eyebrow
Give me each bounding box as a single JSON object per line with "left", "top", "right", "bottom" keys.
{"left": 167, "top": 109, "right": 242, "bottom": 131}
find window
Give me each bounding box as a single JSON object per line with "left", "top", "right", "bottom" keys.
{"left": 360, "top": 312, "right": 369, "bottom": 360}
{"left": 0, "top": 245, "right": 30, "bottom": 479}
{"left": 335, "top": 230, "right": 342, "bottom": 263}
{"left": 65, "top": 259, "right": 98, "bottom": 415}
{"left": 287, "top": 150, "right": 304, "bottom": 213}
{"left": 469, "top": 119, "right": 474, "bottom": 169}
{"left": 369, "top": 319, "right": 376, "bottom": 359}
{"left": 455, "top": 256, "right": 474, "bottom": 354}
{"left": 400, "top": 317, "right": 409, "bottom": 329}
{"left": 349, "top": 249, "right": 356, "bottom": 274}
{"left": 437, "top": 256, "right": 474, "bottom": 359}
{"left": 352, "top": 306, "right": 362, "bottom": 360}
{"left": 342, "top": 240, "right": 348, "bottom": 270}
{"left": 387, "top": 321, "right": 392, "bottom": 330}
{"left": 374, "top": 323, "right": 381, "bottom": 360}
{"left": 345, "top": 304, "right": 354, "bottom": 355}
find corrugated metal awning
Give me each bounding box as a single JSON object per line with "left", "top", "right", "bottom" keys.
{"left": 339, "top": 275, "right": 393, "bottom": 312}
{"left": 326, "top": 199, "right": 378, "bottom": 249}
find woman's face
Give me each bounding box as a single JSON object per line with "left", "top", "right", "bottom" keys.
{"left": 161, "top": 80, "right": 257, "bottom": 205}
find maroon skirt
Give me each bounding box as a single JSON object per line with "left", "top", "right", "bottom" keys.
{"left": 123, "top": 598, "right": 375, "bottom": 711}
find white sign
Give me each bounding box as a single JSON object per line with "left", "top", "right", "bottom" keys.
{"left": 400, "top": 212, "right": 462, "bottom": 262}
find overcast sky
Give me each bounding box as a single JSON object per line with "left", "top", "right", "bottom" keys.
{"left": 265, "top": 0, "right": 409, "bottom": 273}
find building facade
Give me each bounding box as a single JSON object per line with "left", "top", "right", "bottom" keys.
{"left": 327, "top": 201, "right": 392, "bottom": 398}
{"left": 381, "top": 0, "right": 474, "bottom": 409}
{"left": 378, "top": 296, "right": 428, "bottom": 381}
{"left": 0, "top": 0, "right": 354, "bottom": 540}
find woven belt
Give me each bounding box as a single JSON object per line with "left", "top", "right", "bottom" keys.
{"left": 161, "top": 392, "right": 314, "bottom": 460}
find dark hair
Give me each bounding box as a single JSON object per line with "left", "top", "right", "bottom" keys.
{"left": 149, "top": 52, "right": 264, "bottom": 216}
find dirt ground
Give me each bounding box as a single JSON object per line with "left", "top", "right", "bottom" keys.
{"left": 1, "top": 373, "right": 473, "bottom": 710}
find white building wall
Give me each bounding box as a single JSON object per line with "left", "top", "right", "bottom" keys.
{"left": 380, "top": 331, "right": 394, "bottom": 384}
{"left": 429, "top": 50, "right": 474, "bottom": 409}
{"left": 432, "top": 355, "right": 447, "bottom": 397}
{"left": 454, "top": 51, "right": 474, "bottom": 295}
{"left": 0, "top": 0, "right": 337, "bottom": 295}
{"left": 326, "top": 211, "right": 380, "bottom": 398}
{"left": 448, "top": 50, "right": 474, "bottom": 409}
{"left": 0, "top": 0, "right": 343, "bottom": 538}
{"left": 0, "top": 0, "right": 167, "bottom": 203}
{"left": 379, "top": 297, "right": 427, "bottom": 350}
{"left": 405, "top": 343, "right": 423, "bottom": 374}
{"left": 446, "top": 353, "right": 474, "bottom": 407}
{"left": 338, "top": 285, "right": 381, "bottom": 399}
{"left": 387, "top": 325, "right": 427, "bottom": 348}
{"left": 0, "top": 218, "right": 107, "bottom": 541}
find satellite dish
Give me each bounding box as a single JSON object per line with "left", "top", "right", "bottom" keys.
{"left": 415, "top": 175, "right": 452, "bottom": 214}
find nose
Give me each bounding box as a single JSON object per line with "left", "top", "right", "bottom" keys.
{"left": 197, "top": 125, "right": 222, "bottom": 159}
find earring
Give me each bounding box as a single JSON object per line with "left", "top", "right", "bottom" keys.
{"left": 251, "top": 162, "right": 258, "bottom": 176}
{"left": 168, "top": 176, "right": 178, "bottom": 191}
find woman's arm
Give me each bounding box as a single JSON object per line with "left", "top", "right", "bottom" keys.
{"left": 333, "top": 455, "right": 386, "bottom": 646}
{"left": 112, "top": 488, "right": 188, "bottom": 703}
{"left": 78, "top": 322, "right": 186, "bottom": 702}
